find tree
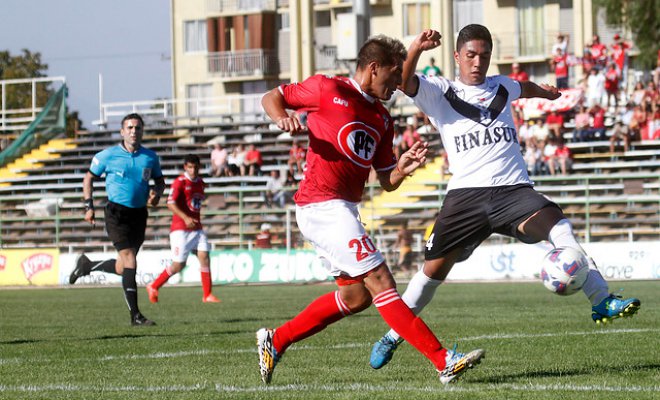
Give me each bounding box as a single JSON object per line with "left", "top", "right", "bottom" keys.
{"left": 0, "top": 49, "right": 51, "bottom": 111}
{"left": 0, "top": 49, "right": 84, "bottom": 135}
{"left": 594, "top": 0, "right": 659, "bottom": 69}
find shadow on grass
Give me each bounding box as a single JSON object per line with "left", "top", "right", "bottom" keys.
{"left": 473, "top": 363, "right": 660, "bottom": 384}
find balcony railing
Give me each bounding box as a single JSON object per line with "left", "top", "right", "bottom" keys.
{"left": 208, "top": 49, "right": 279, "bottom": 78}
{"left": 205, "top": 0, "right": 277, "bottom": 13}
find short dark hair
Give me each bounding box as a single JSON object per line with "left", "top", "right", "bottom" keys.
{"left": 184, "top": 154, "right": 200, "bottom": 165}
{"left": 357, "top": 34, "right": 407, "bottom": 70}
{"left": 121, "top": 113, "right": 144, "bottom": 128}
{"left": 456, "top": 24, "right": 493, "bottom": 52}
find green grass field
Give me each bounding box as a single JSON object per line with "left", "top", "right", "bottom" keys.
{"left": 0, "top": 280, "right": 658, "bottom": 400}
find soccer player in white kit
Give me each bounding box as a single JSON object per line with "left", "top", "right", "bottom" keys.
{"left": 369, "top": 25, "right": 641, "bottom": 369}
{"left": 256, "top": 34, "right": 485, "bottom": 386}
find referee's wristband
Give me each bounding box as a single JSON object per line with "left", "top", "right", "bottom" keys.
{"left": 84, "top": 198, "right": 94, "bottom": 212}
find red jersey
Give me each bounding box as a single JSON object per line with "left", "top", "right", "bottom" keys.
{"left": 245, "top": 149, "right": 263, "bottom": 166}
{"left": 546, "top": 113, "right": 564, "bottom": 126}
{"left": 508, "top": 71, "right": 529, "bottom": 82}
{"left": 279, "top": 75, "right": 397, "bottom": 205}
{"left": 610, "top": 42, "right": 630, "bottom": 72}
{"left": 553, "top": 54, "right": 568, "bottom": 78}
{"left": 167, "top": 174, "right": 205, "bottom": 232}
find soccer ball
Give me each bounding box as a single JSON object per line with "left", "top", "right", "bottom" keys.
{"left": 540, "top": 247, "right": 589, "bottom": 296}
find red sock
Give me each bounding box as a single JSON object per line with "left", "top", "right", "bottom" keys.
{"left": 273, "top": 291, "right": 350, "bottom": 355}
{"left": 151, "top": 266, "right": 173, "bottom": 290}
{"left": 373, "top": 288, "right": 447, "bottom": 370}
{"left": 201, "top": 267, "right": 212, "bottom": 297}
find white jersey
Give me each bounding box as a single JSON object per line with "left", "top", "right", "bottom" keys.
{"left": 413, "top": 74, "right": 533, "bottom": 191}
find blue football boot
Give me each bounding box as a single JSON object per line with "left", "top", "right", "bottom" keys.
{"left": 369, "top": 333, "right": 403, "bottom": 369}
{"left": 591, "top": 293, "right": 641, "bottom": 324}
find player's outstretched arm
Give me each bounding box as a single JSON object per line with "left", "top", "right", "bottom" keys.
{"left": 520, "top": 81, "right": 561, "bottom": 100}
{"left": 377, "top": 141, "right": 429, "bottom": 192}
{"left": 262, "top": 88, "right": 306, "bottom": 135}
{"left": 401, "top": 30, "right": 442, "bottom": 96}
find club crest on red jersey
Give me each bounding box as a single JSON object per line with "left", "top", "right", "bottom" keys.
{"left": 337, "top": 121, "right": 381, "bottom": 168}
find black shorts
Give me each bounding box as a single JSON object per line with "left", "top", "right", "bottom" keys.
{"left": 104, "top": 202, "right": 148, "bottom": 252}
{"left": 425, "top": 184, "right": 561, "bottom": 262}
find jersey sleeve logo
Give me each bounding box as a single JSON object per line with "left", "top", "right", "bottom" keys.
{"left": 337, "top": 121, "right": 381, "bottom": 168}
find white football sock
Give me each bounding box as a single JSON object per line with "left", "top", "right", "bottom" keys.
{"left": 548, "top": 218, "right": 609, "bottom": 305}
{"left": 387, "top": 269, "right": 443, "bottom": 342}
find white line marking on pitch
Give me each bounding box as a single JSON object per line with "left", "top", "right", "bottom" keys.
{"left": 1, "top": 382, "right": 659, "bottom": 393}
{"left": 1, "top": 328, "right": 656, "bottom": 365}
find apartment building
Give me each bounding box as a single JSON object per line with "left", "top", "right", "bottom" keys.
{"left": 170, "top": 0, "right": 619, "bottom": 121}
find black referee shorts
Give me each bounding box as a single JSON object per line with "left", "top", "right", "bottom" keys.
{"left": 425, "top": 184, "right": 561, "bottom": 262}
{"left": 104, "top": 202, "right": 148, "bottom": 252}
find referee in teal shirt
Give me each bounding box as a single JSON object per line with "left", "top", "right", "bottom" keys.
{"left": 72, "top": 113, "right": 165, "bottom": 326}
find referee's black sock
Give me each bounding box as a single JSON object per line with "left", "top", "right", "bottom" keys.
{"left": 122, "top": 268, "right": 140, "bottom": 316}
{"left": 89, "top": 259, "right": 118, "bottom": 275}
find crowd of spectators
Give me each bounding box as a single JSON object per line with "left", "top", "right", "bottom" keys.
{"left": 510, "top": 33, "right": 660, "bottom": 176}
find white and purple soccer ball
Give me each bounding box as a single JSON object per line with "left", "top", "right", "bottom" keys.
{"left": 541, "top": 247, "right": 589, "bottom": 296}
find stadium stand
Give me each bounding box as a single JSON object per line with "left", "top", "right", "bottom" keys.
{"left": 0, "top": 106, "right": 657, "bottom": 264}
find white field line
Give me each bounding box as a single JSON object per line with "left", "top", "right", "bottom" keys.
{"left": 1, "top": 382, "right": 659, "bottom": 394}
{"left": 1, "top": 328, "right": 657, "bottom": 366}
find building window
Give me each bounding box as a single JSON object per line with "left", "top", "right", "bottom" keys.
{"left": 186, "top": 83, "right": 213, "bottom": 116}
{"left": 517, "top": 0, "right": 545, "bottom": 57}
{"left": 402, "top": 2, "right": 430, "bottom": 37}
{"left": 453, "top": 0, "right": 483, "bottom": 31}
{"left": 184, "top": 20, "right": 208, "bottom": 53}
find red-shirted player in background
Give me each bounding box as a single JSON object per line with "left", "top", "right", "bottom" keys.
{"left": 146, "top": 154, "right": 220, "bottom": 303}
{"left": 256, "top": 33, "right": 484, "bottom": 386}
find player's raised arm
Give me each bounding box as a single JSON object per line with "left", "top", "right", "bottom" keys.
{"left": 519, "top": 81, "right": 561, "bottom": 100}
{"left": 401, "top": 29, "right": 442, "bottom": 96}
{"left": 262, "top": 88, "right": 305, "bottom": 135}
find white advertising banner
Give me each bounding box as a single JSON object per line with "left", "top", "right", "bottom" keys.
{"left": 58, "top": 241, "right": 659, "bottom": 286}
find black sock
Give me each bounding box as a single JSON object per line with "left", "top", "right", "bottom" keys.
{"left": 122, "top": 268, "right": 140, "bottom": 317}
{"left": 90, "top": 259, "right": 118, "bottom": 275}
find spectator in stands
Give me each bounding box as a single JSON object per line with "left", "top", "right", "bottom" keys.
{"left": 227, "top": 144, "right": 246, "bottom": 176}
{"left": 531, "top": 118, "right": 550, "bottom": 149}
{"left": 393, "top": 221, "right": 415, "bottom": 276}
{"left": 264, "top": 169, "right": 291, "bottom": 208}
{"left": 401, "top": 117, "right": 422, "bottom": 151}
{"left": 610, "top": 33, "right": 631, "bottom": 90}
{"left": 545, "top": 108, "right": 565, "bottom": 140}
{"left": 649, "top": 96, "right": 660, "bottom": 140}
{"left": 550, "top": 47, "right": 569, "bottom": 89}
{"left": 392, "top": 124, "right": 404, "bottom": 159}
{"left": 609, "top": 120, "right": 633, "bottom": 153}
{"left": 573, "top": 105, "right": 591, "bottom": 142}
{"left": 586, "top": 68, "right": 606, "bottom": 107}
{"left": 588, "top": 35, "right": 608, "bottom": 70}
{"left": 551, "top": 33, "right": 569, "bottom": 57}
{"left": 244, "top": 143, "right": 263, "bottom": 176}
{"left": 629, "top": 103, "right": 648, "bottom": 140}
{"left": 523, "top": 141, "right": 543, "bottom": 176}
{"left": 287, "top": 139, "right": 305, "bottom": 178}
{"left": 542, "top": 136, "right": 558, "bottom": 175}
{"left": 508, "top": 62, "right": 529, "bottom": 82}
{"left": 210, "top": 143, "right": 228, "bottom": 177}
{"left": 631, "top": 81, "right": 646, "bottom": 106}
{"left": 548, "top": 137, "right": 572, "bottom": 175}
{"left": 580, "top": 50, "right": 595, "bottom": 80}
{"left": 646, "top": 81, "right": 658, "bottom": 104}
{"left": 254, "top": 223, "right": 273, "bottom": 249}
{"left": 70, "top": 113, "right": 165, "bottom": 326}
{"left": 604, "top": 62, "right": 620, "bottom": 109}
{"left": 422, "top": 57, "right": 442, "bottom": 77}
{"left": 588, "top": 103, "right": 607, "bottom": 140}
{"left": 517, "top": 118, "right": 535, "bottom": 149}
{"left": 146, "top": 154, "right": 220, "bottom": 304}
{"left": 414, "top": 112, "right": 435, "bottom": 135}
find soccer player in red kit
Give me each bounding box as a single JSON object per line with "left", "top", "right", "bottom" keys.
{"left": 256, "top": 34, "right": 484, "bottom": 385}
{"left": 146, "top": 154, "right": 220, "bottom": 303}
